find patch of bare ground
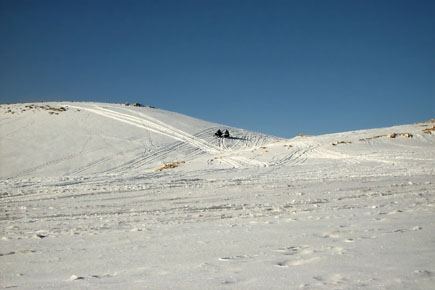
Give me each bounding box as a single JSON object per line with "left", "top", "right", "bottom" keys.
{"left": 1, "top": 104, "right": 68, "bottom": 115}
{"left": 155, "top": 161, "right": 185, "bottom": 172}
{"left": 359, "top": 132, "right": 413, "bottom": 141}
{"left": 296, "top": 134, "right": 313, "bottom": 137}
{"left": 252, "top": 147, "right": 268, "bottom": 153}
{"left": 423, "top": 126, "right": 435, "bottom": 134}
{"left": 331, "top": 141, "right": 352, "bottom": 146}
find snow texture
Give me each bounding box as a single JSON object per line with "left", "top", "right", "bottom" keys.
{"left": 1, "top": 102, "right": 434, "bottom": 289}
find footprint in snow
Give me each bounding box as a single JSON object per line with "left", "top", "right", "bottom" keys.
{"left": 392, "top": 226, "right": 422, "bottom": 234}
{"left": 414, "top": 270, "right": 434, "bottom": 278}
{"left": 322, "top": 231, "right": 342, "bottom": 239}
{"left": 313, "top": 273, "right": 347, "bottom": 284}
{"left": 67, "top": 273, "right": 115, "bottom": 281}
{"left": 273, "top": 246, "right": 322, "bottom": 266}
{"left": 218, "top": 254, "right": 255, "bottom": 261}
{"left": 275, "top": 261, "right": 289, "bottom": 267}
{"left": 328, "top": 246, "right": 345, "bottom": 255}
{"left": 274, "top": 245, "right": 313, "bottom": 256}
{"left": 67, "top": 275, "right": 85, "bottom": 281}
{"left": 34, "top": 231, "right": 49, "bottom": 239}
{"left": 284, "top": 257, "right": 322, "bottom": 266}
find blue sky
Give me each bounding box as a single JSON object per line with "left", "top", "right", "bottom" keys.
{"left": 1, "top": 0, "right": 434, "bottom": 138}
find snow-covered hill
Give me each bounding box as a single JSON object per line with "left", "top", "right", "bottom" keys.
{"left": 1, "top": 102, "right": 434, "bottom": 289}
{"left": 0, "top": 102, "right": 276, "bottom": 178}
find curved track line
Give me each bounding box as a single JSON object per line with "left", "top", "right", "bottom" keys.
{"left": 112, "top": 106, "right": 269, "bottom": 167}
{"left": 70, "top": 105, "right": 262, "bottom": 168}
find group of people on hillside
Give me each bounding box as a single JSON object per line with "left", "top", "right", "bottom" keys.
{"left": 214, "top": 129, "right": 230, "bottom": 138}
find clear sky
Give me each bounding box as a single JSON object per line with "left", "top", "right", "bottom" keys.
{"left": 1, "top": 0, "right": 434, "bottom": 138}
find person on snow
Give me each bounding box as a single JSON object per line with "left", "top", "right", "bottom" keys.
{"left": 215, "top": 129, "right": 223, "bottom": 138}
{"left": 224, "top": 129, "right": 230, "bottom": 138}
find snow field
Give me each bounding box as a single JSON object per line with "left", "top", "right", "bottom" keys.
{"left": 0, "top": 102, "right": 434, "bottom": 289}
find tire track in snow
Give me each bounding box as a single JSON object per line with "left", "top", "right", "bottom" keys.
{"left": 95, "top": 107, "right": 241, "bottom": 168}
{"left": 112, "top": 107, "right": 269, "bottom": 167}
{"left": 312, "top": 147, "right": 396, "bottom": 165}
{"left": 114, "top": 107, "right": 269, "bottom": 168}
{"left": 69, "top": 155, "right": 115, "bottom": 175}
{"left": 70, "top": 105, "right": 265, "bottom": 168}
{"left": 102, "top": 129, "right": 215, "bottom": 174}
{"left": 96, "top": 107, "right": 221, "bottom": 152}
{"left": 105, "top": 141, "right": 188, "bottom": 173}
{"left": 310, "top": 148, "right": 360, "bottom": 165}
{"left": 6, "top": 144, "right": 111, "bottom": 179}
{"left": 269, "top": 145, "right": 315, "bottom": 167}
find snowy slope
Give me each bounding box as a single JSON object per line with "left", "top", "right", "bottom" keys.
{"left": 1, "top": 102, "right": 434, "bottom": 289}
{"left": 0, "top": 102, "right": 275, "bottom": 178}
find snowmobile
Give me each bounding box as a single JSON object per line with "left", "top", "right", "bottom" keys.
{"left": 214, "top": 129, "right": 223, "bottom": 138}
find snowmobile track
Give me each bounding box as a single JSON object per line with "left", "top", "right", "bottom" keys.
{"left": 70, "top": 105, "right": 267, "bottom": 169}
